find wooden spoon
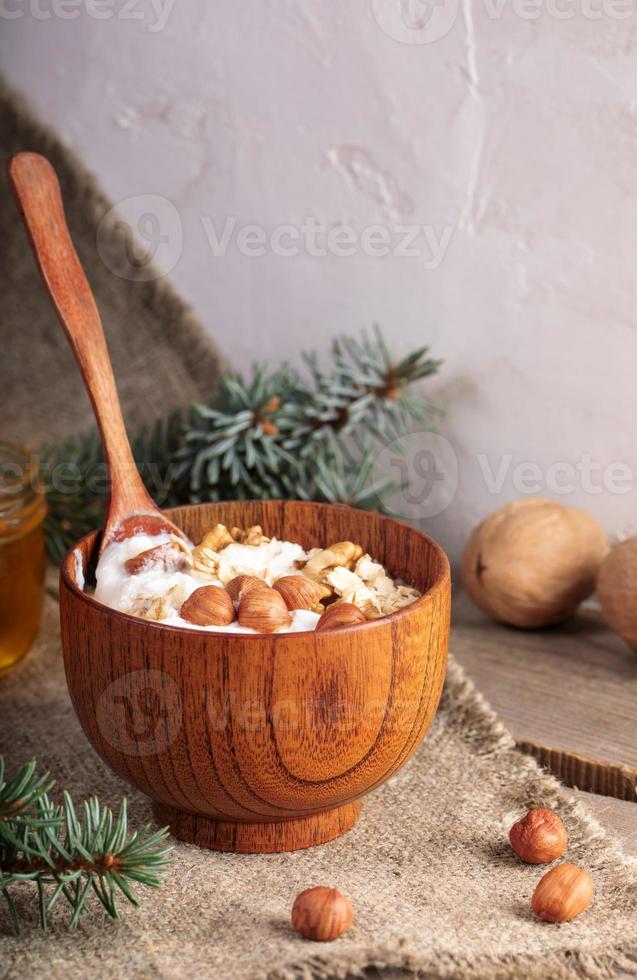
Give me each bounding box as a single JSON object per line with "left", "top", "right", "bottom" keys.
{"left": 8, "top": 151, "right": 187, "bottom": 553}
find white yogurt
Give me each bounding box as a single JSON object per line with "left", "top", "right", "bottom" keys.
{"left": 92, "top": 533, "right": 320, "bottom": 634}
{"left": 94, "top": 532, "right": 196, "bottom": 610}
{"left": 160, "top": 607, "right": 320, "bottom": 634}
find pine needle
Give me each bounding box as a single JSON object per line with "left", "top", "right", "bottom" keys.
{"left": 39, "top": 328, "right": 442, "bottom": 561}
{"left": 0, "top": 757, "right": 172, "bottom": 934}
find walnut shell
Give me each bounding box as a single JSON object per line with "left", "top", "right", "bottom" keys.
{"left": 180, "top": 586, "right": 236, "bottom": 626}
{"left": 597, "top": 537, "right": 637, "bottom": 650}
{"left": 461, "top": 498, "right": 608, "bottom": 628}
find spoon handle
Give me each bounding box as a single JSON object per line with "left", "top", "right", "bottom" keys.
{"left": 8, "top": 152, "right": 156, "bottom": 534}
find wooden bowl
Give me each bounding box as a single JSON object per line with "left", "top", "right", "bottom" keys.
{"left": 60, "top": 500, "right": 450, "bottom": 853}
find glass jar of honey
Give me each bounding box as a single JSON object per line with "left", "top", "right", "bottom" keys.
{"left": 0, "top": 442, "right": 47, "bottom": 673}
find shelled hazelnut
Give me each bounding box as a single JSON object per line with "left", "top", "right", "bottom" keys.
{"left": 531, "top": 864, "right": 593, "bottom": 922}
{"left": 273, "top": 575, "right": 326, "bottom": 612}
{"left": 109, "top": 521, "right": 421, "bottom": 631}
{"left": 316, "top": 603, "right": 367, "bottom": 632}
{"left": 226, "top": 574, "right": 266, "bottom": 602}
{"left": 238, "top": 587, "right": 293, "bottom": 633}
{"left": 180, "top": 586, "right": 235, "bottom": 627}
{"left": 509, "top": 808, "right": 568, "bottom": 864}
{"left": 291, "top": 886, "right": 354, "bottom": 942}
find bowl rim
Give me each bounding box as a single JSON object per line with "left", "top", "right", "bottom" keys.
{"left": 60, "top": 500, "right": 450, "bottom": 641}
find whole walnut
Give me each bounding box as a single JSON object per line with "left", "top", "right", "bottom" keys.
{"left": 461, "top": 498, "right": 608, "bottom": 628}
{"left": 597, "top": 536, "right": 637, "bottom": 651}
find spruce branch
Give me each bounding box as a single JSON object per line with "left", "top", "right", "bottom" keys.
{"left": 0, "top": 758, "right": 171, "bottom": 934}
{"left": 282, "top": 326, "right": 441, "bottom": 449}
{"left": 39, "top": 327, "right": 442, "bottom": 561}
{"left": 311, "top": 436, "right": 395, "bottom": 510}
{"left": 178, "top": 325, "right": 441, "bottom": 505}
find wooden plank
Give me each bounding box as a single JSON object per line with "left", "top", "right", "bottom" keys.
{"left": 568, "top": 791, "right": 637, "bottom": 855}
{"left": 518, "top": 742, "right": 636, "bottom": 801}
{"left": 451, "top": 588, "right": 637, "bottom": 802}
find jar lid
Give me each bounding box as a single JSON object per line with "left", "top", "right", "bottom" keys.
{"left": 0, "top": 442, "right": 46, "bottom": 539}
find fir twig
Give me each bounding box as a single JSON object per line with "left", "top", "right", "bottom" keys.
{"left": 0, "top": 758, "right": 172, "bottom": 934}
{"left": 39, "top": 327, "right": 442, "bottom": 561}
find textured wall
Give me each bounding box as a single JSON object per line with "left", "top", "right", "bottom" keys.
{"left": 2, "top": 0, "right": 636, "bottom": 563}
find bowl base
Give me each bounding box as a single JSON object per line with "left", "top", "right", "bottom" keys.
{"left": 153, "top": 800, "right": 362, "bottom": 853}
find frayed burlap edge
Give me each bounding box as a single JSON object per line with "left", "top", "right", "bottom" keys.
{"left": 266, "top": 657, "right": 637, "bottom": 980}
{"left": 1, "top": 73, "right": 229, "bottom": 444}
{"left": 1, "top": 598, "right": 636, "bottom": 980}
{"left": 0, "top": 73, "right": 229, "bottom": 397}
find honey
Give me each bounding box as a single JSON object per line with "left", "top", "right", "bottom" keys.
{"left": 0, "top": 443, "right": 46, "bottom": 673}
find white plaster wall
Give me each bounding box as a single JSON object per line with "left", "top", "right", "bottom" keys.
{"left": 2, "top": 0, "right": 637, "bottom": 564}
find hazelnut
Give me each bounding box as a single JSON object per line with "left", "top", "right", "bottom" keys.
{"left": 291, "top": 886, "right": 353, "bottom": 942}
{"left": 273, "top": 575, "right": 326, "bottom": 611}
{"left": 124, "top": 540, "right": 191, "bottom": 576}
{"left": 316, "top": 602, "right": 367, "bottom": 632}
{"left": 531, "top": 864, "right": 593, "bottom": 922}
{"left": 226, "top": 574, "right": 267, "bottom": 602}
{"left": 238, "top": 587, "right": 293, "bottom": 633}
{"left": 180, "top": 586, "right": 236, "bottom": 626}
{"left": 509, "top": 808, "right": 568, "bottom": 864}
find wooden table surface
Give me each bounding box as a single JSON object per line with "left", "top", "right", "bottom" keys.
{"left": 452, "top": 588, "right": 637, "bottom": 853}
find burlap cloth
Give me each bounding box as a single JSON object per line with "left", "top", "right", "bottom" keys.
{"left": 0, "top": 76, "right": 228, "bottom": 448}
{"left": 1, "top": 593, "right": 636, "bottom": 980}
{"left": 1, "top": 78, "right": 637, "bottom": 980}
